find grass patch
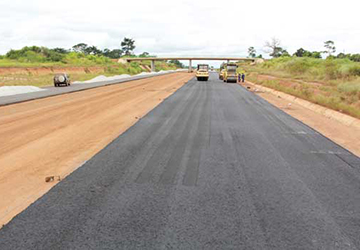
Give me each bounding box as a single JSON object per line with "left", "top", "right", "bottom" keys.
{"left": 246, "top": 64, "right": 360, "bottom": 119}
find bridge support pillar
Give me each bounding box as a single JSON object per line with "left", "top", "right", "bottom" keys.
{"left": 189, "top": 60, "right": 192, "bottom": 72}
{"left": 151, "top": 60, "right": 156, "bottom": 72}
{"left": 227, "top": 59, "right": 230, "bottom": 63}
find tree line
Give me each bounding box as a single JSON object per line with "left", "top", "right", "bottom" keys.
{"left": 2, "top": 37, "right": 154, "bottom": 62}
{"left": 0, "top": 36, "right": 187, "bottom": 68}
{"left": 71, "top": 37, "right": 139, "bottom": 58}
{"left": 247, "top": 38, "right": 360, "bottom": 62}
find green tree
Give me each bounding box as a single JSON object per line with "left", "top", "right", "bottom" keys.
{"left": 84, "top": 45, "right": 102, "bottom": 55}
{"left": 42, "top": 48, "right": 65, "bottom": 61}
{"left": 52, "top": 48, "right": 69, "bottom": 54}
{"left": 294, "top": 48, "right": 307, "bottom": 57}
{"left": 280, "top": 49, "right": 290, "bottom": 57}
{"left": 103, "top": 48, "right": 111, "bottom": 56}
{"left": 336, "top": 53, "right": 348, "bottom": 59}
{"left": 121, "top": 38, "right": 136, "bottom": 56}
{"left": 103, "top": 49, "right": 123, "bottom": 58}
{"left": 72, "top": 43, "right": 88, "bottom": 53}
{"left": 335, "top": 53, "right": 360, "bottom": 62}
{"left": 139, "top": 52, "right": 150, "bottom": 57}
{"left": 248, "top": 46, "right": 256, "bottom": 57}
{"left": 311, "top": 51, "right": 322, "bottom": 58}
{"left": 293, "top": 48, "right": 321, "bottom": 58}
{"left": 324, "top": 40, "right": 336, "bottom": 56}
{"left": 350, "top": 54, "right": 360, "bottom": 62}
{"left": 169, "top": 60, "right": 184, "bottom": 68}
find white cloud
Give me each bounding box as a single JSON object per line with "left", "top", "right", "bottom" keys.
{"left": 0, "top": 0, "right": 359, "bottom": 67}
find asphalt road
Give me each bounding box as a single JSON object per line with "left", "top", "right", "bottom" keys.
{"left": 1, "top": 73, "right": 360, "bottom": 249}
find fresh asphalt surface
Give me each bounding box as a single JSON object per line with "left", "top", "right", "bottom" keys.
{"left": 1, "top": 73, "right": 360, "bottom": 249}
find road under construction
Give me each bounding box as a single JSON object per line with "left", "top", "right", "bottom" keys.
{"left": 0, "top": 71, "right": 360, "bottom": 249}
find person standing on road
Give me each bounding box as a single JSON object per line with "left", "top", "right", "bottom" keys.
{"left": 237, "top": 68, "right": 243, "bottom": 83}
{"left": 241, "top": 73, "right": 245, "bottom": 82}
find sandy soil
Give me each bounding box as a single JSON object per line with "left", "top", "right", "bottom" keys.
{"left": 241, "top": 81, "right": 360, "bottom": 157}
{"left": 0, "top": 72, "right": 194, "bottom": 226}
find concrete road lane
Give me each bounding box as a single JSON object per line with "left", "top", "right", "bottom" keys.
{"left": 0, "top": 71, "right": 176, "bottom": 107}
{"left": 1, "top": 73, "right": 360, "bottom": 249}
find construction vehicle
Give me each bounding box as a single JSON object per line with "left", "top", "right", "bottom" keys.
{"left": 219, "top": 68, "right": 225, "bottom": 80}
{"left": 196, "top": 64, "right": 209, "bottom": 81}
{"left": 223, "top": 63, "right": 238, "bottom": 83}
{"left": 219, "top": 63, "right": 226, "bottom": 80}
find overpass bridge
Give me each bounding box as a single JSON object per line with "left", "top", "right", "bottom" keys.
{"left": 124, "top": 57, "right": 258, "bottom": 72}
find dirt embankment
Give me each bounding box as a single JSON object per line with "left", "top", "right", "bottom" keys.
{"left": 0, "top": 72, "right": 194, "bottom": 226}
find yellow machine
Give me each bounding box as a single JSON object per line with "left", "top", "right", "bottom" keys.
{"left": 196, "top": 64, "right": 209, "bottom": 81}
{"left": 219, "top": 69, "right": 225, "bottom": 80}
{"left": 219, "top": 63, "right": 226, "bottom": 80}
{"left": 223, "top": 63, "right": 238, "bottom": 83}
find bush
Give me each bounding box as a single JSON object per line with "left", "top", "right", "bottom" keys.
{"left": 19, "top": 51, "right": 46, "bottom": 63}
{"left": 105, "top": 65, "right": 128, "bottom": 75}
{"left": 338, "top": 82, "right": 360, "bottom": 95}
{"left": 350, "top": 54, "right": 360, "bottom": 62}
{"left": 43, "top": 48, "right": 65, "bottom": 62}
{"left": 258, "top": 57, "right": 360, "bottom": 81}
{"left": 59, "top": 52, "right": 113, "bottom": 66}
{"left": 323, "top": 59, "right": 340, "bottom": 80}
{"left": 5, "top": 46, "right": 66, "bottom": 63}
{"left": 127, "top": 62, "right": 143, "bottom": 74}
{"left": 348, "top": 65, "right": 360, "bottom": 76}
{"left": 283, "top": 58, "right": 315, "bottom": 74}
{"left": 300, "top": 84, "right": 313, "bottom": 98}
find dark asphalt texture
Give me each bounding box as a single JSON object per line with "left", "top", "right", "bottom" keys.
{"left": 0, "top": 72, "right": 174, "bottom": 107}
{"left": 1, "top": 73, "right": 360, "bottom": 249}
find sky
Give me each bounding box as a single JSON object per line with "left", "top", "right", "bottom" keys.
{"left": 0, "top": 0, "right": 359, "bottom": 67}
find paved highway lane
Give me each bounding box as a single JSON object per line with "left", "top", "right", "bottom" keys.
{"left": 1, "top": 73, "right": 360, "bottom": 249}
{"left": 0, "top": 71, "right": 176, "bottom": 106}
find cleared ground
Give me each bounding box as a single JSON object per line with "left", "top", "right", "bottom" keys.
{"left": 0, "top": 72, "right": 194, "bottom": 226}
{"left": 1, "top": 73, "right": 360, "bottom": 249}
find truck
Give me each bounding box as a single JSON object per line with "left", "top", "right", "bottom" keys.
{"left": 196, "top": 64, "right": 209, "bottom": 81}
{"left": 54, "top": 73, "right": 71, "bottom": 87}
{"left": 219, "top": 63, "right": 226, "bottom": 80}
{"left": 223, "top": 63, "right": 238, "bottom": 83}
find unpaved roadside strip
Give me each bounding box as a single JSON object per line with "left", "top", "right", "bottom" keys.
{"left": 242, "top": 81, "right": 360, "bottom": 157}
{"left": 0, "top": 71, "right": 180, "bottom": 107}
{"left": 0, "top": 72, "right": 194, "bottom": 227}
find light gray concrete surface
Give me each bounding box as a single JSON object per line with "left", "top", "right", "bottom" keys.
{"left": 0, "top": 72, "right": 175, "bottom": 107}
{"left": 0, "top": 73, "right": 360, "bottom": 249}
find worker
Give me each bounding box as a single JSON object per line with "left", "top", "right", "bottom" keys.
{"left": 238, "top": 72, "right": 241, "bottom": 83}
{"left": 241, "top": 73, "right": 245, "bottom": 82}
